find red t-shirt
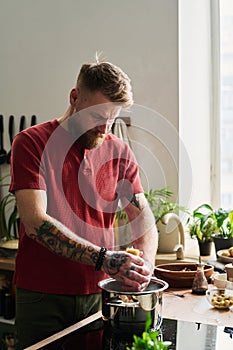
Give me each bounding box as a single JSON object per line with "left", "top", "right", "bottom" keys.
{"left": 10, "top": 119, "right": 143, "bottom": 294}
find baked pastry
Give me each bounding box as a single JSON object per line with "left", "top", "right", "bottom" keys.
{"left": 126, "top": 247, "right": 140, "bottom": 256}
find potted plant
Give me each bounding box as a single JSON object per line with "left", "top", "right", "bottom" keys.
{"left": 114, "top": 187, "right": 187, "bottom": 253}
{"left": 126, "top": 313, "right": 168, "bottom": 350}
{"left": 212, "top": 209, "right": 233, "bottom": 255}
{"left": 144, "top": 187, "right": 186, "bottom": 222}
{"left": 0, "top": 174, "right": 19, "bottom": 255}
{"left": 187, "top": 204, "right": 217, "bottom": 256}
{"left": 187, "top": 203, "right": 233, "bottom": 256}
{"left": 145, "top": 188, "right": 187, "bottom": 254}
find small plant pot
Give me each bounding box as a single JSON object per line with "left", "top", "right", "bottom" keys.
{"left": 198, "top": 240, "right": 213, "bottom": 256}
{"left": 212, "top": 236, "right": 233, "bottom": 257}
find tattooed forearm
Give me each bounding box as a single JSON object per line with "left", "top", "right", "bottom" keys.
{"left": 31, "top": 221, "right": 99, "bottom": 265}
{"left": 102, "top": 252, "right": 128, "bottom": 276}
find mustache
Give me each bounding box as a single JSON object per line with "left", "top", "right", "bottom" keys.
{"left": 67, "top": 118, "right": 109, "bottom": 140}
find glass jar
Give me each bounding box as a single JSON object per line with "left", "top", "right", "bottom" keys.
{"left": 192, "top": 263, "right": 208, "bottom": 295}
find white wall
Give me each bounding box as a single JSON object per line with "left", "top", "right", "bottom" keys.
{"left": 0, "top": 0, "right": 179, "bottom": 198}
{"left": 0, "top": 0, "right": 215, "bottom": 213}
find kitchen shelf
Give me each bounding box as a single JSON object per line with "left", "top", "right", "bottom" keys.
{"left": 0, "top": 257, "right": 15, "bottom": 271}
{"left": 0, "top": 316, "right": 15, "bottom": 325}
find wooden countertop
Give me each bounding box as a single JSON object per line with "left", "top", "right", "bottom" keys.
{"left": 24, "top": 285, "right": 233, "bottom": 349}
{"left": 163, "top": 286, "right": 233, "bottom": 328}
{"left": 24, "top": 310, "right": 103, "bottom": 350}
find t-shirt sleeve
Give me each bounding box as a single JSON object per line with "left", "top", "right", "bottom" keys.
{"left": 9, "top": 132, "right": 47, "bottom": 193}
{"left": 119, "top": 144, "right": 144, "bottom": 198}
{"left": 127, "top": 151, "right": 144, "bottom": 194}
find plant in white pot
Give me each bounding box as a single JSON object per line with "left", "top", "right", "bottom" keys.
{"left": 145, "top": 188, "right": 187, "bottom": 254}
{"left": 114, "top": 187, "right": 186, "bottom": 253}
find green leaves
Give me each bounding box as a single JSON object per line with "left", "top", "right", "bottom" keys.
{"left": 0, "top": 175, "right": 18, "bottom": 241}
{"left": 188, "top": 204, "right": 217, "bottom": 242}
{"left": 0, "top": 193, "right": 18, "bottom": 240}
{"left": 214, "top": 208, "right": 229, "bottom": 229}
{"left": 144, "top": 187, "right": 186, "bottom": 223}
{"left": 221, "top": 210, "right": 233, "bottom": 238}
{"left": 188, "top": 203, "right": 233, "bottom": 241}
{"left": 126, "top": 313, "right": 168, "bottom": 350}
{"left": 115, "top": 187, "right": 186, "bottom": 226}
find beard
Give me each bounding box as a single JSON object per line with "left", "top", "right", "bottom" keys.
{"left": 77, "top": 129, "right": 106, "bottom": 149}
{"left": 67, "top": 113, "right": 107, "bottom": 149}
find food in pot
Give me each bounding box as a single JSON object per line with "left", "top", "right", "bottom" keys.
{"left": 119, "top": 295, "right": 135, "bottom": 303}
{"left": 211, "top": 292, "right": 233, "bottom": 309}
{"left": 126, "top": 247, "right": 140, "bottom": 256}
{"left": 98, "top": 277, "right": 168, "bottom": 331}
{"left": 181, "top": 267, "right": 192, "bottom": 271}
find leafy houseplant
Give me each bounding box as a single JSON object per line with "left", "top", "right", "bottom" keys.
{"left": 126, "top": 313, "right": 168, "bottom": 350}
{"left": 187, "top": 203, "right": 233, "bottom": 255}
{"left": 0, "top": 174, "right": 19, "bottom": 241}
{"left": 187, "top": 204, "right": 218, "bottom": 243}
{"left": 212, "top": 209, "right": 233, "bottom": 254}
{"left": 144, "top": 188, "right": 186, "bottom": 223}
{"left": 115, "top": 187, "right": 185, "bottom": 224}
{"left": 215, "top": 210, "right": 233, "bottom": 238}
{"left": 114, "top": 187, "right": 186, "bottom": 251}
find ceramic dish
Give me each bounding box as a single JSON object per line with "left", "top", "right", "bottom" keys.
{"left": 206, "top": 287, "right": 233, "bottom": 309}
{"left": 212, "top": 273, "right": 227, "bottom": 289}
{"left": 154, "top": 263, "right": 214, "bottom": 288}
{"left": 217, "top": 249, "right": 233, "bottom": 264}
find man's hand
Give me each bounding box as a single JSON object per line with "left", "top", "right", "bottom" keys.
{"left": 102, "top": 250, "right": 151, "bottom": 292}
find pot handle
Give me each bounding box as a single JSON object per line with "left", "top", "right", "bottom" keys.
{"left": 132, "top": 294, "right": 157, "bottom": 311}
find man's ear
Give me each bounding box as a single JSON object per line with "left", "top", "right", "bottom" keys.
{"left": 70, "top": 88, "right": 80, "bottom": 105}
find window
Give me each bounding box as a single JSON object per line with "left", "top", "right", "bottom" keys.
{"left": 220, "top": 0, "right": 233, "bottom": 210}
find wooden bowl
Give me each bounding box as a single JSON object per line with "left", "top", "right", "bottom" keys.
{"left": 154, "top": 263, "right": 214, "bottom": 288}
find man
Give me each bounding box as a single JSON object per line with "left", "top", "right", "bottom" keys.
{"left": 10, "top": 60, "right": 158, "bottom": 348}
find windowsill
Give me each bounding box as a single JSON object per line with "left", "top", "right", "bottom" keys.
{"left": 156, "top": 236, "right": 216, "bottom": 265}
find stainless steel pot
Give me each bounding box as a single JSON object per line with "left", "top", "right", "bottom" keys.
{"left": 98, "top": 277, "right": 168, "bottom": 331}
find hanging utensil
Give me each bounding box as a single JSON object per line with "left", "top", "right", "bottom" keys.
{"left": 30, "top": 115, "right": 37, "bottom": 126}
{"left": 6, "top": 115, "right": 15, "bottom": 164}
{"left": 0, "top": 115, "right": 7, "bottom": 164}
{"left": 19, "top": 115, "right": 26, "bottom": 132}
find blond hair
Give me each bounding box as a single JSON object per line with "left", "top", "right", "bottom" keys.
{"left": 76, "top": 61, "right": 133, "bottom": 107}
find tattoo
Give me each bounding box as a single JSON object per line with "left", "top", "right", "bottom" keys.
{"left": 129, "top": 193, "right": 147, "bottom": 211}
{"left": 103, "top": 252, "right": 128, "bottom": 276}
{"left": 34, "top": 221, "right": 87, "bottom": 262}
{"left": 130, "top": 194, "right": 140, "bottom": 209}
{"left": 89, "top": 247, "right": 99, "bottom": 265}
